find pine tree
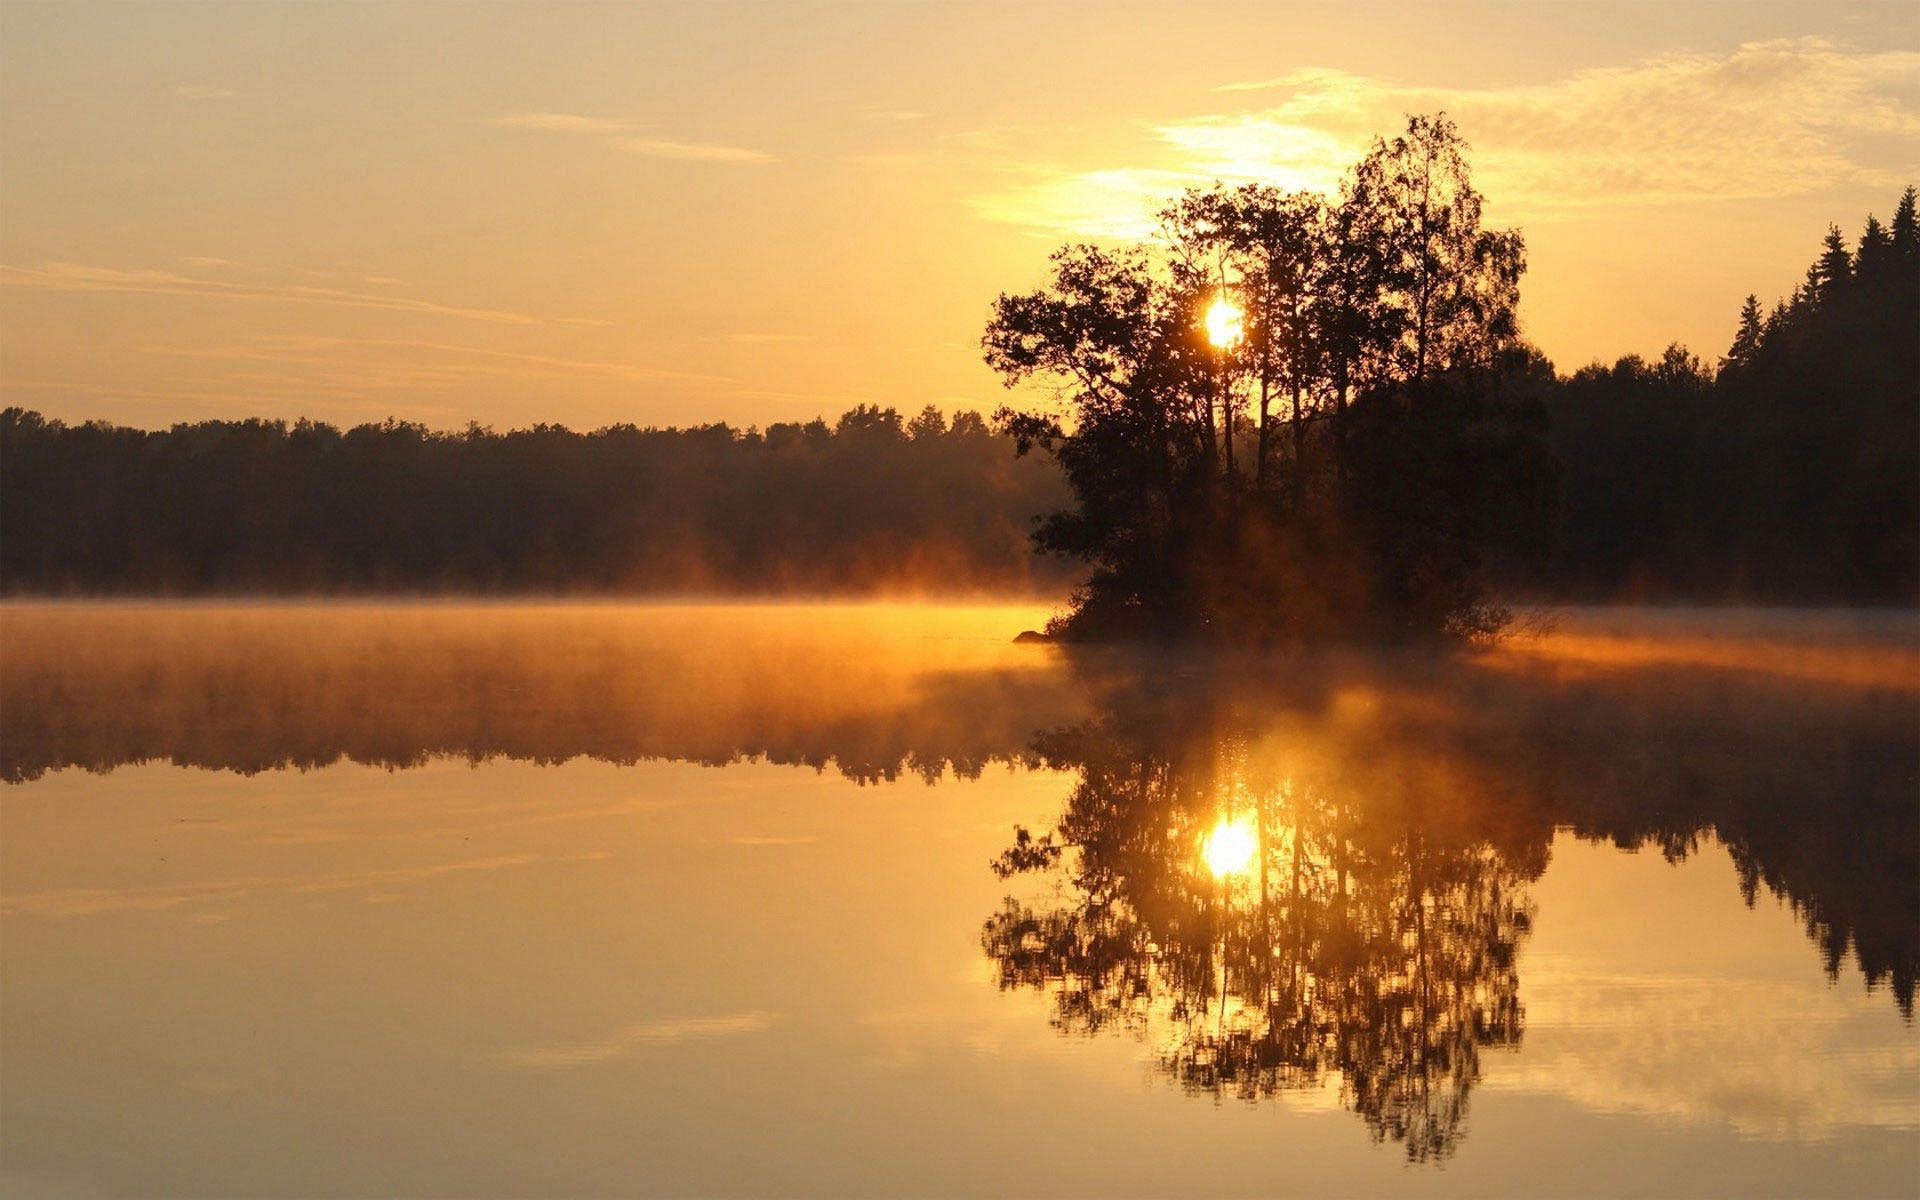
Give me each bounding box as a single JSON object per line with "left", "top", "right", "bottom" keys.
{"left": 1763, "top": 297, "right": 1789, "bottom": 342}
{"left": 1891, "top": 186, "right": 1918, "bottom": 260}
{"left": 1815, "top": 224, "right": 1852, "bottom": 302}
{"left": 1856, "top": 214, "right": 1892, "bottom": 285}
{"left": 1722, "top": 294, "right": 1764, "bottom": 371}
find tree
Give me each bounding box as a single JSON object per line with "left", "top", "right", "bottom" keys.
{"left": 1159, "top": 184, "right": 1327, "bottom": 499}
{"left": 1855, "top": 215, "right": 1894, "bottom": 288}
{"left": 984, "top": 114, "right": 1551, "bottom": 644}
{"left": 1891, "top": 186, "right": 1918, "bottom": 259}
{"left": 1722, "top": 294, "right": 1764, "bottom": 372}
{"left": 1815, "top": 224, "right": 1853, "bottom": 303}
{"left": 1347, "top": 114, "right": 1525, "bottom": 383}
{"left": 906, "top": 404, "right": 947, "bottom": 441}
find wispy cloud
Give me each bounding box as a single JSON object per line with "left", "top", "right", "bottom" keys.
{"left": 864, "top": 109, "right": 929, "bottom": 123}
{"left": 941, "top": 125, "right": 1056, "bottom": 151}
{"left": 494, "top": 112, "right": 634, "bottom": 133}
{"left": 719, "top": 386, "right": 879, "bottom": 407}
{"left": 971, "top": 167, "right": 1206, "bottom": 240}
{"left": 500, "top": 1013, "right": 775, "bottom": 1067}
{"left": 177, "top": 255, "right": 330, "bottom": 278}
{"left": 617, "top": 136, "right": 775, "bottom": 164}
{"left": 726, "top": 332, "right": 812, "bottom": 344}
{"left": 494, "top": 112, "right": 776, "bottom": 164}
{"left": 0, "top": 262, "right": 590, "bottom": 326}
{"left": 149, "top": 334, "right": 731, "bottom": 387}
{"left": 971, "top": 38, "right": 1920, "bottom": 238}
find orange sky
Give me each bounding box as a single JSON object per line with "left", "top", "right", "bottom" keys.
{"left": 1, "top": 1, "right": 1915, "bottom": 431}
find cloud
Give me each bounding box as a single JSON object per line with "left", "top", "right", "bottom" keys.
{"left": 500, "top": 1013, "right": 775, "bottom": 1067}
{"left": 970, "top": 167, "right": 1201, "bottom": 240}
{"left": 727, "top": 834, "right": 818, "bottom": 845}
{"left": 172, "top": 84, "right": 236, "bottom": 100}
{"left": 0, "top": 262, "right": 583, "bottom": 326}
{"left": 864, "top": 109, "right": 929, "bottom": 122}
{"left": 845, "top": 151, "right": 934, "bottom": 168}
{"left": 176, "top": 255, "right": 329, "bottom": 278}
{"left": 616, "top": 136, "right": 775, "bottom": 164}
{"left": 971, "top": 38, "right": 1920, "bottom": 238}
{"left": 1150, "top": 117, "right": 1351, "bottom": 193}
{"left": 494, "top": 113, "right": 775, "bottom": 163}
{"left": 941, "top": 125, "right": 1054, "bottom": 151}
{"left": 726, "top": 333, "right": 812, "bottom": 344}
{"left": 147, "top": 335, "right": 731, "bottom": 388}
{"left": 494, "top": 112, "right": 634, "bottom": 133}
{"left": 718, "top": 386, "right": 879, "bottom": 407}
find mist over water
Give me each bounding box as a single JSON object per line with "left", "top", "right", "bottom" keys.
{"left": 1, "top": 602, "right": 1915, "bottom": 1197}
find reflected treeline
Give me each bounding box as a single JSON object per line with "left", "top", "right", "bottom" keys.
{"left": 977, "top": 638, "right": 1916, "bottom": 1156}
{"left": 3, "top": 606, "right": 1912, "bottom": 1045}
{"left": 0, "top": 604, "right": 1083, "bottom": 785}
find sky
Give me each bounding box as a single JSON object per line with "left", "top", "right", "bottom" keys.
{"left": 1, "top": 0, "right": 1915, "bottom": 432}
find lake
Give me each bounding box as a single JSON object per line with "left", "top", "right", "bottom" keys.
{"left": 2, "top": 602, "right": 1916, "bottom": 1198}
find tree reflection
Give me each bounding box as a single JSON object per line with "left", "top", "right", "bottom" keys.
{"left": 982, "top": 692, "right": 1547, "bottom": 1160}
{"left": 5, "top": 605, "right": 1909, "bottom": 1024}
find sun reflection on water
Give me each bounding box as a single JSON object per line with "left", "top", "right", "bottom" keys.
{"left": 1201, "top": 813, "right": 1258, "bottom": 878}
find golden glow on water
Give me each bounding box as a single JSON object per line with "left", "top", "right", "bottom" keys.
{"left": 0, "top": 603, "right": 1914, "bottom": 1196}
{"left": 1201, "top": 813, "right": 1258, "bottom": 878}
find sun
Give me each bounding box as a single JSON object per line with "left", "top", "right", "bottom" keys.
{"left": 1204, "top": 293, "right": 1243, "bottom": 349}
{"left": 1202, "top": 814, "right": 1258, "bottom": 878}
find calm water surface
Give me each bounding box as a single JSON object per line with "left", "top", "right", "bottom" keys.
{"left": 2, "top": 603, "right": 1916, "bottom": 1198}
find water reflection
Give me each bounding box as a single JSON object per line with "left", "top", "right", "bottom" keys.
{"left": 3, "top": 602, "right": 1914, "bottom": 1148}
{"left": 982, "top": 682, "right": 1547, "bottom": 1159}
{"left": 978, "top": 632, "right": 1916, "bottom": 1155}
{"left": 0, "top": 603, "right": 1076, "bottom": 784}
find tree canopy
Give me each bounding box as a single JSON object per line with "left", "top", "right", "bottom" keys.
{"left": 985, "top": 114, "right": 1553, "bottom": 644}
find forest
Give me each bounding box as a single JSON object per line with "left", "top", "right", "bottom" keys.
{"left": 0, "top": 404, "right": 1068, "bottom": 594}
{"left": 1, "top": 176, "right": 1914, "bottom": 610}
{"left": 1543, "top": 187, "right": 1918, "bottom": 603}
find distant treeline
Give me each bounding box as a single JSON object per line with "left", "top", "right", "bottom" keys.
{"left": 0, "top": 405, "right": 1069, "bottom": 594}
{"left": 1539, "top": 187, "right": 1918, "bottom": 603}
{"left": 1, "top": 191, "right": 1914, "bottom": 602}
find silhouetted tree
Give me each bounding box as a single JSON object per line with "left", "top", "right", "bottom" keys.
{"left": 1538, "top": 186, "right": 1918, "bottom": 603}
{"left": 985, "top": 114, "right": 1553, "bottom": 643}
{"left": 1721, "top": 295, "right": 1764, "bottom": 374}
